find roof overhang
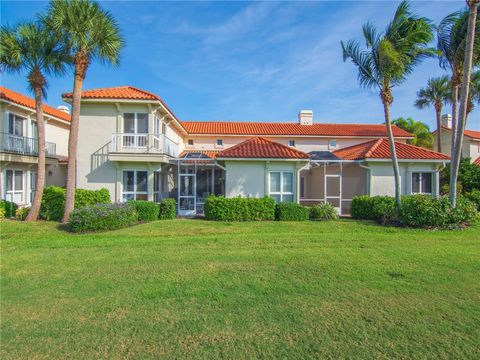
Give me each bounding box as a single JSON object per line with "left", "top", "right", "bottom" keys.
{"left": 1, "top": 99, "right": 71, "bottom": 125}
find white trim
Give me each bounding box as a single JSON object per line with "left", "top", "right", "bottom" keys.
{"left": 183, "top": 133, "right": 414, "bottom": 140}
{"left": 411, "top": 171, "right": 434, "bottom": 195}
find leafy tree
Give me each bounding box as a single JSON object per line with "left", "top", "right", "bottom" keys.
{"left": 441, "top": 157, "right": 480, "bottom": 194}
{"left": 341, "top": 0, "right": 435, "bottom": 219}
{"left": 392, "top": 117, "right": 434, "bottom": 149}
{"left": 414, "top": 76, "right": 450, "bottom": 152}
{"left": 0, "top": 21, "right": 67, "bottom": 221}
{"left": 43, "top": 0, "right": 124, "bottom": 222}
{"left": 466, "top": 69, "right": 480, "bottom": 119}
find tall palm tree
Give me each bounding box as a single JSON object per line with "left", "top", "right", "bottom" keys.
{"left": 451, "top": 0, "right": 480, "bottom": 207}
{"left": 43, "top": 0, "right": 124, "bottom": 222}
{"left": 0, "top": 22, "right": 67, "bottom": 221}
{"left": 341, "top": 0, "right": 435, "bottom": 219}
{"left": 414, "top": 76, "right": 450, "bottom": 152}
{"left": 392, "top": 117, "right": 434, "bottom": 150}
{"left": 466, "top": 69, "right": 480, "bottom": 118}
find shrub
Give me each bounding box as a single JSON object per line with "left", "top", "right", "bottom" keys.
{"left": 350, "top": 196, "right": 395, "bottom": 220}
{"left": 275, "top": 202, "right": 310, "bottom": 221}
{"left": 441, "top": 158, "right": 480, "bottom": 193}
{"left": 204, "top": 196, "right": 275, "bottom": 221}
{"left": 0, "top": 200, "right": 17, "bottom": 218}
{"left": 68, "top": 203, "right": 138, "bottom": 233}
{"left": 0, "top": 208, "right": 5, "bottom": 219}
{"left": 16, "top": 207, "right": 30, "bottom": 221}
{"left": 129, "top": 200, "right": 159, "bottom": 222}
{"left": 41, "top": 186, "right": 111, "bottom": 221}
{"left": 159, "top": 198, "right": 177, "bottom": 220}
{"left": 309, "top": 203, "right": 338, "bottom": 221}
{"left": 465, "top": 190, "right": 480, "bottom": 211}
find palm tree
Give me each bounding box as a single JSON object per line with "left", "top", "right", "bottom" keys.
{"left": 466, "top": 69, "right": 480, "bottom": 118}
{"left": 392, "top": 117, "right": 434, "bottom": 150}
{"left": 341, "top": 0, "right": 435, "bottom": 219}
{"left": 43, "top": 0, "right": 124, "bottom": 222}
{"left": 0, "top": 22, "right": 67, "bottom": 221}
{"left": 451, "top": 0, "right": 480, "bottom": 207}
{"left": 414, "top": 76, "right": 450, "bottom": 152}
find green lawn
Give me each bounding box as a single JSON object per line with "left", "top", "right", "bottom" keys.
{"left": 1, "top": 219, "right": 479, "bottom": 359}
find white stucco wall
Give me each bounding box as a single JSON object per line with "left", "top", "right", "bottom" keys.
{"left": 434, "top": 128, "right": 479, "bottom": 162}
{"left": 45, "top": 120, "right": 69, "bottom": 156}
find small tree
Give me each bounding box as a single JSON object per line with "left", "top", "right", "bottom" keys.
{"left": 392, "top": 117, "right": 434, "bottom": 149}
{"left": 414, "top": 76, "right": 450, "bottom": 152}
{"left": 0, "top": 22, "right": 67, "bottom": 221}
{"left": 43, "top": 0, "right": 124, "bottom": 222}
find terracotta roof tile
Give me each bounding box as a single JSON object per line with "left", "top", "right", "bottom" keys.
{"left": 474, "top": 156, "right": 480, "bottom": 166}
{"left": 438, "top": 126, "right": 480, "bottom": 140}
{"left": 180, "top": 150, "right": 219, "bottom": 159}
{"left": 0, "top": 86, "right": 70, "bottom": 122}
{"left": 217, "top": 137, "right": 310, "bottom": 159}
{"left": 62, "top": 86, "right": 160, "bottom": 101}
{"left": 333, "top": 139, "right": 450, "bottom": 161}
{"left": 181, "top": 121, "right": 413, "bottom": 138}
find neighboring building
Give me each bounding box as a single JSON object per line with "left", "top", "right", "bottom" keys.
{"left": 64, "top": 86, "right": 450, "bottom": 215}
{"left": 433, "top": 114, "right": 480, "bottom": 165}
{"left": 0, "top": 87, "right": 70, "bottom": 206}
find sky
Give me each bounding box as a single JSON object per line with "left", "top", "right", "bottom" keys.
{"left": 1, "top": 0, "right": 479, "bottom": 131}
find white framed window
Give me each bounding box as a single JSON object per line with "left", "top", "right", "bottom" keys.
{"left": 328, "top": 139, "right": 337, "bottom": 149}
{"left": 5, "top": 170, "right": 24, "bottom": 204}
{"left": 122, "top": 170, "right": 148, "bottom": 201}
{"left": 187, "top": 139, "right": 194, "bottom": 147}
{"left": 216, "top": 139, "right": 223, "bottom": 147}
{"left": 412, "top": 172, "right": 433, "bottom": 195}
{"left": 123, "top": 113, "right": 148, "bottom": 148}
{"left": 288, "top": 140, "right": 295, "bottom": 147}
{"left": 269, "top": 171, "right": 294, "bottom": 203}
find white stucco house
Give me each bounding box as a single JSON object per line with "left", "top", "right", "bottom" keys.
{"left": 0, "top": 87, "right": 70, "bottom": 206}
{"left": 1, "top": 85, "right": 451, "bottom": 215}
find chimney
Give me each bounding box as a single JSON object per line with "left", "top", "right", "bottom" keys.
{"left": 57, "top": 105, "right": 70, "bottom": 114}
{"left": 441, "top": 114, "right": 452, "bottom": 129}
{"left": 298, "top": 110, "right": 313, "bottom": 125}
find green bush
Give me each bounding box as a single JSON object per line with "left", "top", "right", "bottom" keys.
{"left": 441, "top": 158, "right": 480, "bottom": 193}
{"left": 40, "top": 186, "right": 111, "bottom": 221}
{"left": 159, "top": 198, "right": 177, "bottom": 220}
{"left": 204, "top": 196, "right": 275, "bottom": 221}
{"left": 0, "top": 208, "right": 6, "bottom": 219}
{"left": 16, "top": 207, "right": 30, "bottom": 221}
{"left": 275, "top": 202, "right": 310, "bottom": 221}
{"left": 68, "top": 203, "right": 138, "bottom": 233}
{"left": 0, "top": 200, "right": 17, "bottom": 218}
{"left": 465, "top": 190, "right": 480, "bottom": 211}
{"left": 129, "top": 200, "right": 159, "bottom": 222}
{"left": 309, "top": 203, "right": 338, "bottom": 221}
{"left": 350, "top": 196, "right": 395, "bottom": 220}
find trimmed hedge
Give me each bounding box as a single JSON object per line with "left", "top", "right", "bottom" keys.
{"left": 129, "top": 200, "right": 159, "bottom": 222}
{"left": 0, "top": 200, "right": 17, "bottom": 218}
{"left": 68, "top": 203, "right": 138, "bottom": 232}
{"left": 275, "top": 202, "right": 310, "bottom": 221}
{"left": 351, "top": 196, "right": 395, "bottom": 221}
{"left": 309, "top": 203, "right": 338, "bottom": 221}
{"left": 40, "top": 186, "right": 111, "bottom": 221}
{"left": 16, "top": 207, "right": 30, "bottom": 221}
{"left": 159, "top": 198, "right": 177, "bottom": 220}
{"left": 465, "top": 190, "right": 480, "bottom": 211}
{"left": 204, "top": 196, "right": 275, "bottom": 221}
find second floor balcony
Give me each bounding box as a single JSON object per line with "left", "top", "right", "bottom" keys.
{"left": 1, "top": 132, "right": 56, "bottom": 157}
{"left": 109, "top": 133, "right": 179, "bottom": 158}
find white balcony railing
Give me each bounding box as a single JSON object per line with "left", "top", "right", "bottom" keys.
{"left": 110, "top": 133, "right": 179, "bottom": 158}
{"left": 0, "top": 132, "right": 56, "bottom": 156}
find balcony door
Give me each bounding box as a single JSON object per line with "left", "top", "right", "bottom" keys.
{"left": 123, "top": 113, "right": 148, "bottom": 149}
{"left": 5, "top": 113, "right": 26, "bottom": 153}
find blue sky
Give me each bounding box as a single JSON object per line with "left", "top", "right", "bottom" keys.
{"left": 1, "top": 0, "right": 479, "bottom": 130}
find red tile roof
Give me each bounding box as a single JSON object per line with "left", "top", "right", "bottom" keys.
{"left": 0, "top": 86, "right": 70, "bottom": 122}
{"left": 333, "top": 138, "right": 450, "bottom": 161}
{"left": 180, "top": 150, "right": 219, "bottom": 159}
{"left": 62, "top": 86, "right": 160, "bottom": 101}
{"left": 437, "top": 126, "right": 480, "bottom": 140}
{"left": 474, "top": 156, "right": 480, "bottom": 166}
{"left": 181, "top": 121, "right": 413, "bottom": 138}
{"left": 217, "top": 137, "right": 310, "bottom": 159}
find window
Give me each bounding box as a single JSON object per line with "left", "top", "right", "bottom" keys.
{"left": 412, "top": 172, "right": 432, "bottom": 194}
{"left": 328, "top": 139, "right": 337, "bottom": 149}
{"left": 5, "top": 170, "right": 24, "bottom": 203}
{"left": 216, "top": 139, "right": 223, "bottom": 147}
{"left": 8, "top": 113, "right": 25, "bottom": 136}
{"left": 123, "top": 113, "right": 148, "bottom": 148}
{"left": 300, "top": 177, "right": 306, "bottom": 198}
{"left": 187, "top": 139, "right": 194, "bottom": 146}
{"left": 269, "top": 171, "right": 294, "bottom": 203}
{"left": 288, "top": 140, "right": 295, "bottom": 147}
{"left": 123, "top": 170, "right": 148, "bottom": 201}
{"left": 154, "top": 171, "right": 162, "bottom": 202}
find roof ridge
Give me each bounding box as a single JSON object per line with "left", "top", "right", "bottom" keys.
{"left": 365, "top": 138, "right": 385, "bottom": 158}
{"left": 395, "top": 140, "right": 452, "bottom": 156}
{"left": 125, "top": 86, "right": 161, "bottom": 100}
{"left": 181, "top": 120, "right": 406, "bottom": 127}
{"left": 217, "top": 136, "right": 260, "bottom": 156}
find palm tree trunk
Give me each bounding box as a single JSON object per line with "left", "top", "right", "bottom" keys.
{"left": 62, "top": 62, "right": 86, "bottom": 223}
{"left": 434, "top": 102, "right": 442, "bottom": 153}
{"left": 450, "top": 0, "right": 479, "bottom": 207}
{"left": 382, "top": 97, "right": 401, "bottom": 220}
{"left": 25, "top": 85, "right": 45, "bottom": 221}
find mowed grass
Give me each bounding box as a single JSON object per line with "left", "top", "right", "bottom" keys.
{"left": 1, "top": 219, "right": 479, "bottom": 359}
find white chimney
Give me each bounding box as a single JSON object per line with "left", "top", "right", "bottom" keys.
{"left": 298, "top": 110, "right": 313, "bottom": 125}
{"left": 441, "top": 114, "right": 452, "bottom": 129}
{"left": 57, "top": 105, "right": 70, "bottom": 114}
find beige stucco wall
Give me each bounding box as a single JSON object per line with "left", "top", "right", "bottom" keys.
{"left": 434, "top": 128, "right": 479, "bottom": 161}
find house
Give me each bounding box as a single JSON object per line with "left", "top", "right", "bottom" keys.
{"left": 433, "top": 114, "right": 480, "bottom": 165}
{"left": 62, "top": 85, "right": 449, "bottom": 215}
{"left": 0, "top": 87, "right": 70, "bottom": 206}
